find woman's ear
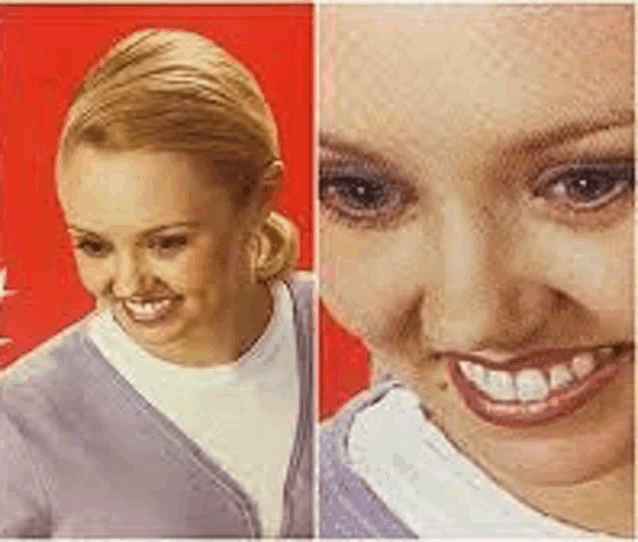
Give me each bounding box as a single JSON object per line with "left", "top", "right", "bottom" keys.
{"left": 259, "top": 160, "right": 284, "bottom": 207}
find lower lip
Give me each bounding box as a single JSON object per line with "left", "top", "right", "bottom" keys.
{"left": 120, "top": 297, "right": 184, "bottom": 327}
{"left": 448, "top": 348, "right": 633, "bottom": 428}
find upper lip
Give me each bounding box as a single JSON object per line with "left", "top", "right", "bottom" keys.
{"left": 441, "top": 343, "right": 631, "bottom": 371}
{"left": 118, "top": 295, "right": 178, "bottom": 303}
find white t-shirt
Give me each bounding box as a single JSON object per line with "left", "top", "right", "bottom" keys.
{"left": 348, "top": 386, "right": 619, "bottom": 539}
{"left": 86, "top": 280, "right": 299, "bottom": 537}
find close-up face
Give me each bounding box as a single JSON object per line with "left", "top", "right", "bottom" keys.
{"left": 59, "top": 145, "right": 254, "bottom": 362}
{"left": 320, "top": 4, "right": 633, "bottom": 493}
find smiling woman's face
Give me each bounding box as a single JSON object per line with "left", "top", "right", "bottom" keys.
{"left": 59, "top": 146, "right": 257, "bottom": 364}
{"left": 319, "top": 4, "right": 634, "bottom": 526}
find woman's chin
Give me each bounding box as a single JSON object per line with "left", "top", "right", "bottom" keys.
{"left": 111, "top": 299, "right": 190, "bottom": 348}
{"left": 446, "top": 361, "right": 634, "bottom": 487}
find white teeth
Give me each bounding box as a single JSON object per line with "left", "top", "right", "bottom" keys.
{"left": 596, "top": 347, "right": 614, "bottom": 363}
{"left": 155, "top": 300, "right": 171, "bottom": 311}
{"left": 457, "top": 348, "right": 606, "bottom": 406}
{"left": 458, "top": 360, "right": 485, "bottom": 385}
{"left": 548, "top": 364, "right": 574, "bottom": 390}
{"left": 459, "top": 361, "right": 517, "bottom": 401}
{"left": 124, "top": 298, "right": 173, "bottom": 318}
{"left": 516, "top": 369, "right": 549, "bottom": 402}
{"left": 483, "top": 369, "right": 516, "bottom": 401}
{"left": 571, "top": 352, "right": 596, "bottom": 379}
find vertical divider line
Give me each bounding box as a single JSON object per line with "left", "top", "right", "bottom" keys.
{"left": 312, "top": 1, "right": 320, "bottom": 538}
{"left": 633, "top": 0, "right": 637, "bottom": 530}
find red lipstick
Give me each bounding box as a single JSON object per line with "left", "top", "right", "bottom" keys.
{"left": 446, "top": 344, "right": 633, "bottom": 427}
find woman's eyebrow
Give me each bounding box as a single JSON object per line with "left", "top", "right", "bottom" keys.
{"left": 319, "top": 133, "right": 419, "bottom": 187}
{"left": 321, "top": 109, "right": 633, "bottom": 158}
{"left": 319, "top": 133, "right": 396, "bottom": 169}
{"left": 142, "top": 222, "right": 201, "bottom": 236}
{"left": 66, "top": 225, "right": 101, "bottom": 236}
{"left": 66, "top": 222, "right": 201, "bottom": 237}
{"left": 508, "top": 109, "right": 634, "bottom": 153}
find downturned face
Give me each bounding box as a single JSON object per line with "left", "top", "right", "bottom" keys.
{"left": 320, "top": 5, "right": 633, "bottom": 488}
{"left": 59, "top": 146, "right": 253, "bottom": 360}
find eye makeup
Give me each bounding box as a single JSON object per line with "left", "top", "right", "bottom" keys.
{"left": 321, "top": 127, "right": 634, "bottom": 233}
{"left": 147, "top": 233, "right": 190, "bottom": 257}
{"left": 532, "top": 160, "right": 634, "bottom": 212}
{"left": 523, "top": 122, "right": 634, "bottom": 228}
{"left": 319, "top": 138, "right": 418, "bottom": 230}
{"left": 70, "top": 233, "right": 113, "bottom": 259}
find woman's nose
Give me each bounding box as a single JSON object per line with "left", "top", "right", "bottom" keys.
{"left": 111, "top": 250, "right": 153, "bottom": 298}
{"left": 426, "top": 199, "right": 553, "bottom": 352}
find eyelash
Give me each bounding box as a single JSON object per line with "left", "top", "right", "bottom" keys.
{"left": 320, "top": 145, "right": 634, "bottom": 229}
{"left": 319, "top": 158, "right": 417, "bottom": 229}
{"left": 532, "top": 160, "right": 634, "bottom": 211}
{"left": 74, "top": 235, "right": 189, "bottom": 258}
{"left": 147, "top": 234, "right": 189, "bottom": 254}
{"left": 75, "top": 239, "right": 111, "bottom": 258}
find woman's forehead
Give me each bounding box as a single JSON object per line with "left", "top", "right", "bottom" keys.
{"left": 319, "top": 5, "right": 632, "bottom": 161}
{"left": 319, "top": 5, "right": 631, "bottom": 62}
{"left": 58, "top": 146, "right": 232, "bottom": 233}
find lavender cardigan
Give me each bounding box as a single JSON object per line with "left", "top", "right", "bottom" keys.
{"left": 0, "top": 275, "right": 314, "bottom": 538}
{"left": 319, "top": 379, "right": 417, "bottom": 538}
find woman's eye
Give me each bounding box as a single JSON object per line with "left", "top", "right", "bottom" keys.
{"left": 76, "top": 239, "right": 110, "bottom": 258}
{"left": 534, "top": 161, "right": 634, "bottom": 211}
{"left": 320, "top": 165, "right": 416, "bottom": 228}
{"left": 149, "top": 235, "right": 188, "bottom": 254}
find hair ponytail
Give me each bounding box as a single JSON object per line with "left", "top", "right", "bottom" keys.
{"left": 254, "top": 212, "right": 298, "bottom": 282}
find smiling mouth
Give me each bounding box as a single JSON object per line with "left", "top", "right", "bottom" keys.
{"left": 447, "top": 343, "right": 633, "bottom": 428}
{"left": 120, "top": 296, "right": 183, "bottom": 325}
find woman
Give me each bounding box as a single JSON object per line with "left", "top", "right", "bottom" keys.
{"left": 319, "top": 4, "right": 633, "bottom": 539}
{"left": 1, "top": 28, "right": 313, "bottom": 538}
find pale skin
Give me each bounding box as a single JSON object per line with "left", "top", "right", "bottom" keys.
{"left": 59, "top": 145, "right": 279, "bottom": 367}
{"left": 320, "top": 5, "right": 633, "bottom": 536}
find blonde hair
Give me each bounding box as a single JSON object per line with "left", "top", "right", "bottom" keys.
{"left": 56, "top": 28, "right": 296, "bottom": 280}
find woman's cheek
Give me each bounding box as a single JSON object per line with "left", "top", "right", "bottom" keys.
{"left": 321, "top": 229, "right": 427, "bottom": 346}
{"left": 157, "top": 253, "right": 207, "bottom": 294}
{"left": 587, "top": 251, "right": 633, "bottom": 333}
{"left": 548, "top": 231, "right": 632, "bottom": 330}
{"left": 75, "top": 257, "right": 111, "bottom": 297}
{"left": 516, "top": 218, "right": 633, "bottom": 331}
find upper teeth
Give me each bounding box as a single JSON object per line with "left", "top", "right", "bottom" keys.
{"left": 457, "top": 347, "right": 611, "bottom": 403}
{"left": 484, "top": 369, "right": 516, "bottom": 401}
{"left": 124, "top": 299, "right": 172, "bottom": 316}
{"left": 571, "top": 352, "right": 596, "bottom": 379}
{"left": 516, "top": 369, "right": 549, "bottom": 402}
{"left": 548, "top": 364, "right": 573, "bottom": 389}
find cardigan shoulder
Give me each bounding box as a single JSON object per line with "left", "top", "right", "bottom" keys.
{"left": 0, "top": 320, "right": 100, "bottom": 538}
{"left": 0, "top": 317, "right": 99, "bottom": 417}
{"left": 319, "top": 380, "right": 417, "bottom": 539}
{"left": 283, "top": 271, "right": 315, "bottom": 316}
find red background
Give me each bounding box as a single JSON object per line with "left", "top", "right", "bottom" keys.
{"left": 320, "top": 305, "right": 370, "bottom": 419}
{"left": 0, "top": 5, "right": 369, "bottom": 419}
{"left": 1, "top": 5, "right": 313, "bottom": 360}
